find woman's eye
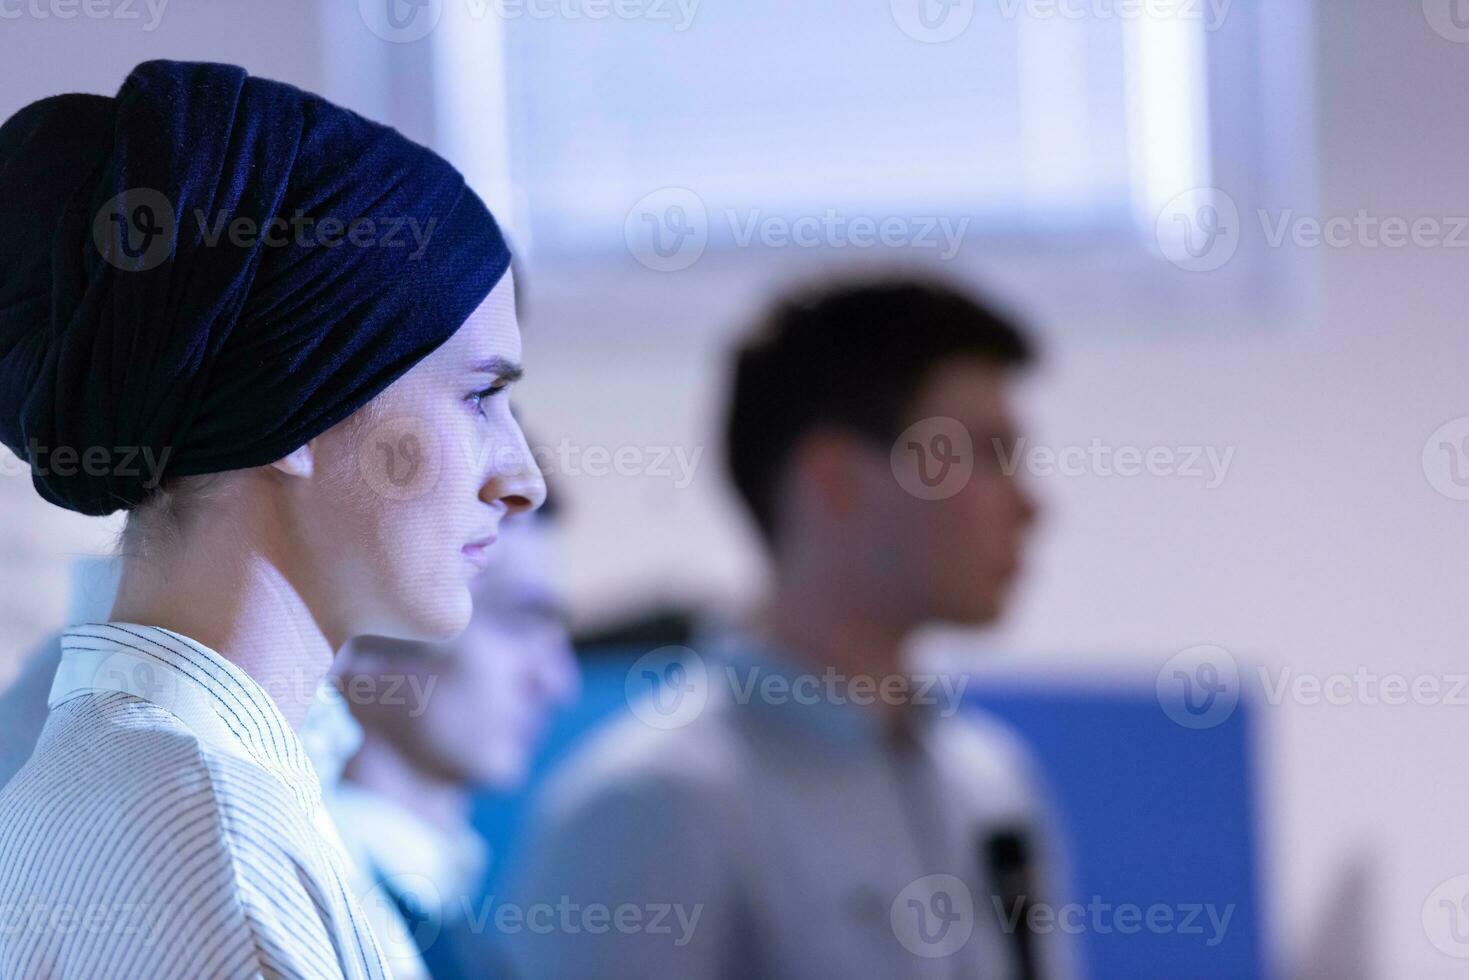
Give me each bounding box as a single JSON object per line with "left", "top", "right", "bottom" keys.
{"left": 470, "top": 384, "right": 507, "bottom": 415}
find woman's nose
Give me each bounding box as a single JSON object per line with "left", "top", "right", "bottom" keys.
{"left": 482, "top": 433, "right": 547, "bottom": 514}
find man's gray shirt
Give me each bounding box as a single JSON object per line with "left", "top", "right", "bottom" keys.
{"left": 503, "top": 640, "right": 1077, "bottom": 979}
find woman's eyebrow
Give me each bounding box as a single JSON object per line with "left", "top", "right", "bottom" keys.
{"left": 469, "top": 356, "right": 523, "bottom": 382}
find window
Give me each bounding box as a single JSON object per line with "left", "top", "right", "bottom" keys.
{"left": 444, "top": 0, "right": 1316, "bottom": 329}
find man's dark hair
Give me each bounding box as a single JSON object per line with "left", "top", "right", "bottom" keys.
{"left": 723, "top": 275, "right": 1033, "bottom": 544}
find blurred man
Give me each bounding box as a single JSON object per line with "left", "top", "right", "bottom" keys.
{"left": 329, "top": 494, "right": 579, "bottom": 979}
{"left": 505, "top": 277, "right": 1073, "bottom": 979}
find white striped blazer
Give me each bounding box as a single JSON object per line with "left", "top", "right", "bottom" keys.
{"left": 0, "top": 622, "right": 393, "bottom": 979}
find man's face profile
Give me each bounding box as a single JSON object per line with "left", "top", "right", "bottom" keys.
{"left": 883, "top": 358, "right": 1039, "bottom": 626}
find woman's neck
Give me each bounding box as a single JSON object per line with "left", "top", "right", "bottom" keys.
{"left": 109, "top": 508, "right": 338, "bottom": 731}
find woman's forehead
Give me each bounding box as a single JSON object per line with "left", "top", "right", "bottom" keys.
{"left": 444, "top": 274, "right": 522, "bottom": 361}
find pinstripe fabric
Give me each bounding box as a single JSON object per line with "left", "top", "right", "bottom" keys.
{"left": 0, "top": 623, "right": 393, "bottom": 980}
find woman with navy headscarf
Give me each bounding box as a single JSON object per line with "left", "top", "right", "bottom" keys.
{"left": 0, "top": 60, "right": 544, "bottom": 978}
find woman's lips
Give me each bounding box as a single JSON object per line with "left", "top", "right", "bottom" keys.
{"left": 462, "top": 537, "right": 497, "bottom": 570}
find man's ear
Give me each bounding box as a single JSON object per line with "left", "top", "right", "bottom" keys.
{"left": 269, "top": 440, "right": 315, "bottom": 479}
{"left": 790, "top": 428, "right": 866, "bottom": 520}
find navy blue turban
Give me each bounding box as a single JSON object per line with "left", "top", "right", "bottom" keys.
{"left": 0, "top": 59, "right": 511, "bottom": 516}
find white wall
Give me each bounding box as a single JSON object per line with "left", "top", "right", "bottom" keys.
{"left": 1001, "top": 7, "right": 1469, "bottom": 975}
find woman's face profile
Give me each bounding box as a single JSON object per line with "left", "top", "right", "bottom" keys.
{"left": 295, "top": 269, "right": 545, "bottom": 645}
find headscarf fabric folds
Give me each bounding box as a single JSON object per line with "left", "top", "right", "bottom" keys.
{"left": 0, "top": 59, "right": 511, "bottom": 516}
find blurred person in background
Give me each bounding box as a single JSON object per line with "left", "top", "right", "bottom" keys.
{"left": 504, "top": 276, "right": 1073, "bottom": 979}
{"left": 329, "top": 489, "right": 579, "bottom": 980}
{"left": 0, "top": 558, "right": 121, "bottom": 790}
{"left": 0, "top": 636, "right": 67, "bottom": 791}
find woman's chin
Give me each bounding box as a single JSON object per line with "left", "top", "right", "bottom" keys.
{"left": 390, "top": 587, "right": 474, "bottom": 643}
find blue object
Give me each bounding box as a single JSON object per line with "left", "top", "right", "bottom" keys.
{"left": 473, "top": 654, "right": 1272, "bottom": 980}
{"left": 472, "top": 656, "right": 636, "bottom": 890}
{"left": 965, "top": 682, "right": 1272, "bottom": 980}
